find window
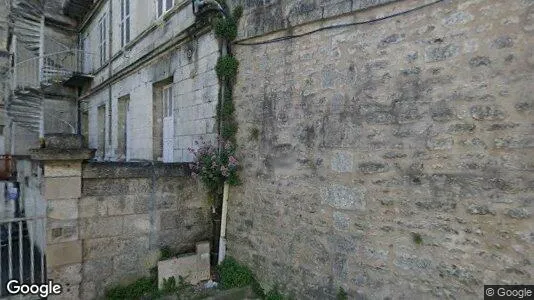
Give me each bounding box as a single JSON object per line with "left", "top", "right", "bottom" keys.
{"left": 152, "top": 78, "right": 173, "bottom": 161}
{"left": 82, "top": 36, "right": 92, "bottom": 73}
{"left": 97, "top": 105, "right": 106, "bottom": 159}
{"left": 98, "top": 13, "right": 108, "bottom": 66}
{"left": 162, "top": 85, "right": 173, "bottom": 118}
{"left": 81, "top": 111, "right": 89, "bottom": 146}
{"left": 117, "top": 96, "right": 130, "bottom": 160}
{"left": 157, "top": 0, "right": 174, "bottom": 18}
{"left": 120, "top": 0, "right": 131, "bottom": 47}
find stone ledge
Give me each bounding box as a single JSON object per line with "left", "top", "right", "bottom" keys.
{"left": 82, "top": 162, "right": 191, "bottom": 179}
{"left": 45, "top": 134, "right": 85, "bottom": 149}
{"left": 30, "top": 148, "right": 96, "bottom": 161}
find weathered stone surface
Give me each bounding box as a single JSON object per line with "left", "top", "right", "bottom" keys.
{"left": 77, "top": 162, "right": 211, "bottom": 293}
{"left": 322, "top": 185, "right": 366, "bottom": 210}
{"left": 333, "top": 211, "right": 350, "bottom": 231}
{"left": 359, "top": 162, "right": 388, "bottom": 174}
{"left": 44, "top": 134, "right": 84, "bottom": 149}
{"left": 157, "top": 241, "right": 210, "bottom": 287}
{"left": 45, "top": 161, "right": 82, "bottom": 177}
{"left": 506, "top": 208, "right": 531, "bottom": 219}
{"left": 48, "top": 199, "right": 78, "bottom": 220}
{"left": 467, "top": 204, "right": 493, "bottom": 215}
{"left": 224, "top": 0, "right": 534, "bottom": 298}
{"left": 425, "top": 44, "right": 459, "bottom": 62}
{"left": 45, "top": 177, "right": 81, "bottom": 200}
{"left": 48, "top": 263, "right": 83, "bottom": 286}
{"left": 331, "top": 151, "right": 353, "bottom": 173}
{"left": 469, "top": 56, "right": 491, "bottom": 67}
{"left": 493, "top": 36, "right": 514, "bottom": 49}
{"left": 47, "top": 241, "right": 82, "bottom": 267}
{"left": 470, "top": 105, "right": 506, "bottom": 120}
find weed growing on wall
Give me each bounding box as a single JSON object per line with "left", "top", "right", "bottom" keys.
{"left": 190, "top": 2, "right": 243, "bottom": 197}
{"left": 188, "top": 138, "right": 240, "bottom": 196}
{"left": 337, "top": 287, "right": 348, "bottom": 300}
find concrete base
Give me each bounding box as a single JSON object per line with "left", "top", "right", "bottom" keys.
{"left": 158, "top": 241, "right": 210, "bottom": 288}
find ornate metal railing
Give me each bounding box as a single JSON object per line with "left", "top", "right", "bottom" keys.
{"left": 14, "top": 49, "right": 94, "bottom": 89}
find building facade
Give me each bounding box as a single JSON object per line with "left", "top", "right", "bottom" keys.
{"left": 78, "top": 0, "right": 220, "bottom": 162}
{"left": 2, "top": 0, "right": 220, "bottom": 162}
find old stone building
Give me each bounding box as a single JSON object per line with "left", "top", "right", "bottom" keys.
{"left": 77, "top": 0, "right": 219, "bottom": 162}
{"left": 0, "top": 0, "right": 532, "bottom": 299}
{"left": 0, "top": 0, "right": 216, "bottom": 298}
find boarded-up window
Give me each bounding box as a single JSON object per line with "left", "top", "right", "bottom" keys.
{"left": 117, "top": 96, "right": 129, "bottom": 161}
{"left": 97, "top": 105, "right": 106, "bottom": 159}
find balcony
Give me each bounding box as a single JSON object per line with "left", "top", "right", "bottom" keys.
{"left": 14, "top": 49, "right": 95, "bottom": 90}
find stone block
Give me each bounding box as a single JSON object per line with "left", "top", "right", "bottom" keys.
{"left": 81, "top": 216, "right": 123, "bottom": 239}
{"left": 80, "top": 281, "right": 97, "bottom": 300}
{"left": 322, "top": 185, "right": 366, "bottom": 211}
{"left": 45, "top": 177, "right": 81, "bottom": 200}
{"left": 83, "top": 237, "right": 125, "bottom": 259}
{"left": 333, "top": 211, "right": 350, "bottom": 231}
{"left": 331, "top": 151, "right": 353, "bottom": 173}
{"left": 45, "top": 134, "right": 84, "bottom": 149}
{"left": 45, "top": 161, "right": 82, "bottom": 178}
{"left": 47, "top": 263, "right": 82, "bottom": 286}
{"left": 196, "top": 241, "right": 210, "bottom": 255}
{"left": 48, "top": 199, "right": 78, "bottom": 220}
{"left": 425, "top": 44, "right": 459, "bottom": 62}
{"left": 157, "top": 241, "right": 211, "bottom": 287}
{"left": 82, "top": 257, "right": 113, "bottom": 282}
{"left": 79, "top": 196, "right": 106, "bottom": 218}
{"left": 46, "top": 241, "right": 82, "bottom": 267}
{"left": 122, "top": 214, "right": 151, "bottom": 237}
{"left": 47, "top": 219, "right": 78, "bottom": 243}
{"left": 106, "top": 195, "right": 136, "bottom": 216}
{"left": 48, "top": 284, "right": 79, "bottom": 300}
{"left": 471, "top": 105, "right": 506, "bottom": 120}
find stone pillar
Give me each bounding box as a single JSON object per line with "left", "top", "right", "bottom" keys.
{"left": 30, "top": 134, "right": 95, "bottom": 299}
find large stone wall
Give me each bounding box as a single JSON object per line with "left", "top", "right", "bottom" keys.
{"left": 75, "top": 162, "right": 211, "bottom": 299}
{"left": 227, "top": 0, "right": 534, "bottom": 298}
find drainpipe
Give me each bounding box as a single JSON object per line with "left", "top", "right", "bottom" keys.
{"left": 38, "top": 16, "right": 45, "bottom": 138}
{"left": 107, "top": 0, "right": 113, "bottom": 160}
{"left": 192, "top": 0, "right": 230, "bottom": 265}
{"left": 218, "top": 182, "right": 229, "bottom": 264}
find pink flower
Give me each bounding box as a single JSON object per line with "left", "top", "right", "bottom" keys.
{"left": 220, "top": 166, "right": 229, "bottom": 177}
{"left": 228, "top": 156, "right": 238, "bottom": 167}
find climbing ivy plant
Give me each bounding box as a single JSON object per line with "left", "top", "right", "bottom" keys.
{"left": 189, "top": 2, "right": 243, "bottom": 201}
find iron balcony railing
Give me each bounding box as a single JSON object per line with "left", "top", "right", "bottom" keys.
{"left": 14, "top": 49, "right": 95, "bottom": 89}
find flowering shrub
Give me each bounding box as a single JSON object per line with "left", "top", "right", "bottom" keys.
{"left": 188, "top": 137, "right": 240, "bottom": 194}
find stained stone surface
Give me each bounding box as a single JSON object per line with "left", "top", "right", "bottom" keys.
{"left": 225, "top": 0, "right": 534, "bottom": 298}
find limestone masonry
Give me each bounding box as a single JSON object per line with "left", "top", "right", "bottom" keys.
{"left": 226, "top": 0, "right": 534, "bottom": 298}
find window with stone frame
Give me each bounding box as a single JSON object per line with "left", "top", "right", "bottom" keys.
{"left": 98, "top": 13, "right": 108, "bottom": 66}
{"left": 120, "top": 0, "right": 131, "bottom": 47}
{"left": 157, "top": 0, "right": 174, "bottom": 18}
{"left": 152, "top": 78, "right": 174, "bottom": 161}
